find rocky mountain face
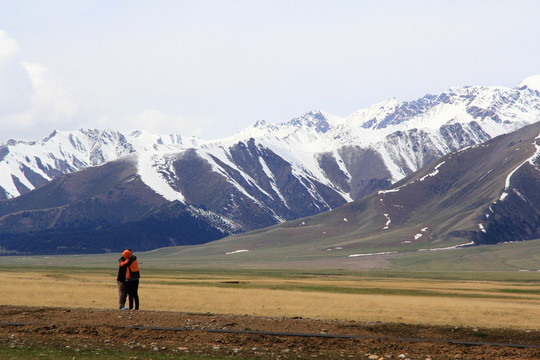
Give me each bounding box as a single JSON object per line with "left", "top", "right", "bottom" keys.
{"left": 209, "top": 121, "right": 540, "bottom": 262}
{"left": 375, "top": 121, "right": 540, "bottom": 247}
{"left": 0, "top": 77, "right": 539, "bottom": 254}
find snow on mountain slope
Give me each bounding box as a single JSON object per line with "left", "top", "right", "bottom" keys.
{"left": 1, "top": 77, "right": 540, "bottom": 232}
{"left": 0, "top": 128, "right": 202, "bottom": 199}
{"left": 0, "top": 129, "right": 136, "bottom": 198}
{"left": 136, "top": 151, "right": 186, "bottom": 202}
{"left": 498, "top": 131, "right": 540, "bottom": 201}
{"left": 518, "top": 75, "right": 540, "bottom": 92}
{"left": 216, "top": 78, "right": 540, "bottom": 186}
{"left": 130, "top": 78, "right": 540, "bottom": 227}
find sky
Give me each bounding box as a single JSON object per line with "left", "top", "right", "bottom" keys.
{"left": 0, "top": 0, "right": 539, "bottom": 142}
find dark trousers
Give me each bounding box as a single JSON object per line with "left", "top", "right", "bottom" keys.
{"left": 118, "top": 281, "right": 127, "bottom": 309}
{"left": 126, "top": 279, "right": 139, "bottom": 310}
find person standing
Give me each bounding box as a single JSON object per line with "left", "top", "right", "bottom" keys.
{"left": 120, "top": 249, "right": 140, "bottom": 310}
{"left": 116, "top": 250, "right": 129, "bottom": 310}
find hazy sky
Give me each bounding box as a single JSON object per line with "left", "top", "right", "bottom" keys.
{"left": 0, "top": 0, "right": 539, "bottom": 142}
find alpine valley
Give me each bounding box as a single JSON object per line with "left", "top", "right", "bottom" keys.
{"left": 1, "top": 76, "right": 540, "bottom": 255}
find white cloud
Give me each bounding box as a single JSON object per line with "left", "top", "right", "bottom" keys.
{"left": 22, "top": 61, "right": 78, "bottom": 119}
{"left": 1, "top": 2, "right": 540, "bottom": 142}
{"left": 0, "top": 31, "right": 32, "bottom": 113}
{"left": 0, "top": 30, "right": 19, "bottom": 63}
{"left": 0, "top": 30, "right": 79, "bottom": 141}
{"left": 0, "top": 29, "right": 208, "bottom": 141}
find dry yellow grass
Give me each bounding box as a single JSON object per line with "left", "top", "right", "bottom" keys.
{"left": 1, "top": 270, "right": 540, "bottom": 330}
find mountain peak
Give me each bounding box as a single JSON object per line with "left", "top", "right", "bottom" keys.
{"left": 517, "top": 75, "right": 540, "bottom": 92}
{"left": 288, "top": 110, "right": 332, "bottom": 133}
{"left": 253, "top": 119, "right": 269, "bottom": 128}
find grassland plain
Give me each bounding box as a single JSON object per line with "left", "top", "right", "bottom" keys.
{"left": 1, "top": 265, "right": 540, "bottom": 330}
{"left": 2, "top": 261, "right": 540, "bottom": 359}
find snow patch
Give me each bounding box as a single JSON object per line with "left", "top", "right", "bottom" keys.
{"left": 419, "top": 161, "right": 445, "bottom": 181}
{"left": 382, "top": 213, "right": 391, "bottom": 229}
{"left": 348, "top": 251, "right": 397, "bottom": 257}
{"left": 378, "top": 188, "right": 401, "bottom": 195}
{"left": 326, "top": 246, "right": 343, "bottom": 251}
{"left": 403, "top": 227, "right": 429, "bottom": 243}
{"left": 225, "top": 249, "right": 250, "bottom": 255}
{"left": 418, "top": 241, "right": 475, "bottom": 252}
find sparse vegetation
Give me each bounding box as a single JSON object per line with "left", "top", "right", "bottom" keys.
{"left": 0, "top": 343, "right": 238, "bottom": 359}
{"left": 1, "top": 265, "right": 540, "bottom": 329}
{"left": 1, "top": 262, "right": 540, "bottom": 359}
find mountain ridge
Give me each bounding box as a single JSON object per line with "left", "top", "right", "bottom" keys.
{"left": 0, "top": 77, "right": 540, "bottom": 254}
{"left": 172, "top": 121, "right": 540, "bottom": 267}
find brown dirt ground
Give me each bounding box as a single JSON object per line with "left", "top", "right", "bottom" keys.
{"left": 1, "top": 305, "right": 539, "bottom": 359}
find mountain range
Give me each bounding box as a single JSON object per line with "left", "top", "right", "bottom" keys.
{"left": 153, "top": 120, "right": 540, "bottom": 268}
{"left": 0, "top": 75, "right": 539, "bottom": 255}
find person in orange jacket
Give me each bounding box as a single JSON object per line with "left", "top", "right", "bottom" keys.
{"left": 120, "top": 249, "right": 140, "bottom": 310}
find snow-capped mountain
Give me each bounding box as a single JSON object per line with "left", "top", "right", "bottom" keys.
{"left": 0, "top": 76, "right": 540, "bottom": 254}
{"left": 161, "top": 76, "right": 540, "bottom": 209}
{"left": 0, "top": 129, "right": 206, "bottom": 199}
{"left": 3, "top": 77, "right": 540, "bottom": 201}
{"left": 194, "top": 120, "right": 540, "bottom": 265}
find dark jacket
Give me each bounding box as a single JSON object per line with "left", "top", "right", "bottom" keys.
{"left": 117, "top": 257, "right": 127, "bottom": 282}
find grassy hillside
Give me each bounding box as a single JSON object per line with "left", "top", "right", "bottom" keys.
{"left": 2, "top": 237, "right": 540, "bottom": 272}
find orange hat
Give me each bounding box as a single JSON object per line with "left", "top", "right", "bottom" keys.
{"left": 122, "top": 249, "right": 132, "bottom": 259}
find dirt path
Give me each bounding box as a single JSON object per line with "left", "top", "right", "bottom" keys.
{"left": 1, "top": 305, "right": 539, "bottom": 359}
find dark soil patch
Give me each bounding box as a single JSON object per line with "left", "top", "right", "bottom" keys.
{"left": 1, "top": 305, "right": 539, "bottom": 359}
